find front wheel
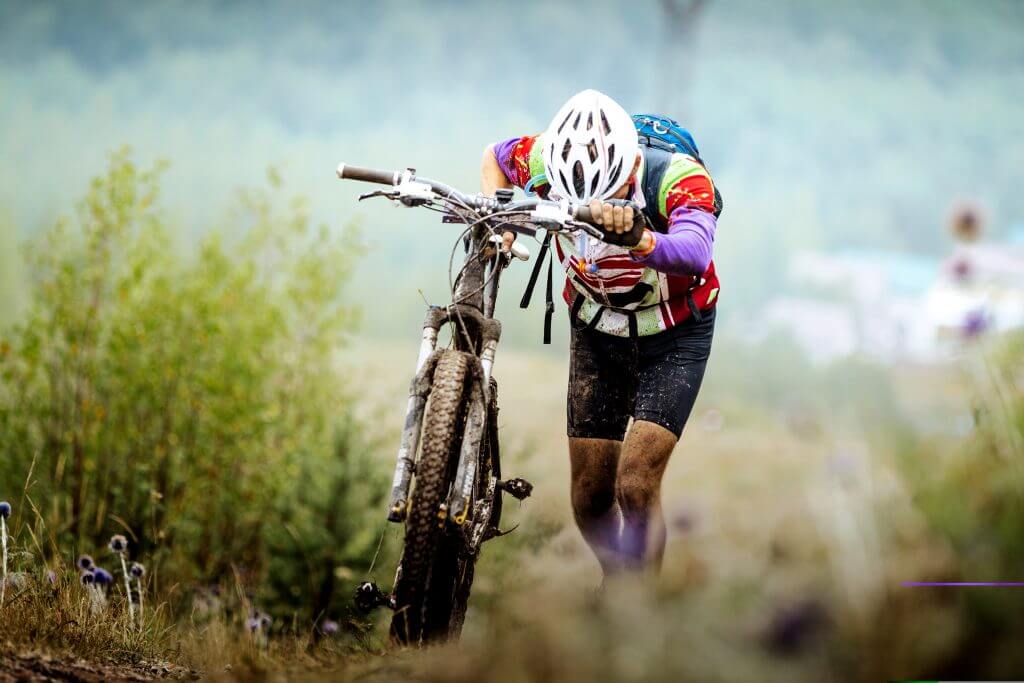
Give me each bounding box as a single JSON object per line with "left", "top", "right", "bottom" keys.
{"left": 390, "top": 350, "right": 470, "bottom": 645}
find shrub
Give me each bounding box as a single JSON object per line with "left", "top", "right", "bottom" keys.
{"left": 0, "top": 149, "right": 387, "bottom": 624}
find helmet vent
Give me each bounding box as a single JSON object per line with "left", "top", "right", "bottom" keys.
{"left": 607, "top": 157, "right": 624, "bottom": 190}
{"left": 586, "top": 141, "right": 598, "bottom": 163}
{"left": 600, "top": 110, "right": 611, "bottom": 135}
{"left": 573, "top": 111, "right": 582, "bottom": 129}
{"left": 572, "top": 161, "right": 585, "bottom": 198}
{"left": 561, "top": 139, "right": 572, "bottom": 162}
{"left": 589, "top": 172, "right": 600, "bottom": 197}
{"left": 557, "top": 110, "right": 573, "bottom": 134}
{"left": 586, "top": 112, "right": 593, "bottom": 130}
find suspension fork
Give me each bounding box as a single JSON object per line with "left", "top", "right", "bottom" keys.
{"left": 386, "top": 306, "right": 447, "bottom": 523}
{"left": 449, "top": 318, "right": 502, "bottom": 526}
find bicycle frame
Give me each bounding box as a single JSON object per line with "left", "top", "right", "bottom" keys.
{"left": 340, "top": 163, "right": 637, "bottom": 625}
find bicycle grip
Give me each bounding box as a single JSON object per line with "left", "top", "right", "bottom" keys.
{"left": 336, "top": 163, "right": 400, "bottom": 185}
{"left": 574, "top": 199, "right": 646, "bottom": 234}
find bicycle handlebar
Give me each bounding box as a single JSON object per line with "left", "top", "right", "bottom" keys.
{"left": 336, "top": 162, "right": 644, "bottom": 235}
{"left": 336, "top": 163, "right": 400, "bottom": 186}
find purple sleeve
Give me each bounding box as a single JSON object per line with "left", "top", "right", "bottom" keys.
{"left": 491, "top": 137, "right": 521, "bottom": 184}
{"left": 631, "top": 207, "right": 716, "bottom": 275}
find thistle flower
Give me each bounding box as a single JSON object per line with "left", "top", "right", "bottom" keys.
{"left": 108, "top": 535, "right": 136, "bottom": 625}
{"left": 108, "top": 535, "right": 128, "bottom": 554}
{"left": 246, "top": 616, "right": 261, "bottom": 633}
{"left": 762, "top": 599, "right": 828, "bottom": 656}
{"left": 82, "top": 569, "right": 107, "bottom": 615}
{"left": 130, "top": 562, "right": 146, "bottom": 622}
{"left": 963, "top": 309, "right": 989, "bottom": 339}
{"left": 77, "top": 555, "right": 94, "bottom": 571}
{"left": 46, "top": 570, "right": 58, "bottom": 586}
{"left": 321, "top": 619, "right": 339, "bottom": 636}
{"left": 0, "top": 500, "right": 9, "bottom": 607}
{"left": 259, "top": 613, "right": 272, "bottom": 630}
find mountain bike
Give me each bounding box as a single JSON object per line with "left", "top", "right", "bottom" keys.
{"left": 337, "top": 163, "right": 639, "bottom": 646}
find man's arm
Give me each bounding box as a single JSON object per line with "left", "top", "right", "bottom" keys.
{"left": 630, "top": 157, "right": 717, "bottom": 275}
{"left": 481, "top": 142, "right": 517, "bottom": 251}
{"left": 481, "top": 144, "right": 513, "bottom": 196}
{"left": 630, "top": 208, "right": 715, "bottom": 275}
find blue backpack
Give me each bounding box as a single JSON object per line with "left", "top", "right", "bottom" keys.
{"left": 633, "top": 113, "right": 703, "bottom": 160}
{"left": 632, "top": 113, "right": 723, "bottom": 223}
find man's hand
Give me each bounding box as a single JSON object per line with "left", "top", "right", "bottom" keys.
{"left": 501, "top": 230, "right": 516, "bottom": 253}
{"left": 589, "top": 199, "right": 635, "bottom": 235}
{"left": 589, "top": 199, "right": 644, "bottom": 247}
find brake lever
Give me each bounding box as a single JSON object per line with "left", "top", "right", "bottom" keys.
{"left": 358, "top": 189, "right": 398, "bottom": 201}
{"left": 566, "top": 220, "right": 605, "bottom": 239}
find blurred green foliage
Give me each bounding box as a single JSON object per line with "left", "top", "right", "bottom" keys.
{"left": 0, "top": 149, "right": 388, "bottom": 625}
{"left": 895, "top": 333, "right": 1024, "bottom": 676}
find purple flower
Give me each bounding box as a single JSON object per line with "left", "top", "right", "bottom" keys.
{"left": 129, "top": 562, "right": 146, "bottom": 579}
{"left": 77, "top": 555, "right": 94, "bottom": 571}
{"left": 763, "top": 599, "right": 828, "bottom": 656}
{"left": 80, "top": 570, "right": 95, "bottom": 586}
{"left": 321, "top": 619, "right": 339, "bottom": 635}
{"left": 92, "top": 568, "right": 114, "bottom": 585}
{"left": 962, "top": 309, "right": 989, "bottom": 339}
{"left": 0, "top": 501, "right": 11, "bottom": 519}
{"left": 950, "top": 257, "right": 972, "bottom": 282}
{"left": 108, "top": 535, "right": 128, "bottom": 554}
{"left": 246, "top": 617, "right": 261, "bottom": 633}
{"left": 259, "top": 613, "right": 272, "bottom": 629}
{"left": 46, "top": 570, "right": 58, "bottom": 586}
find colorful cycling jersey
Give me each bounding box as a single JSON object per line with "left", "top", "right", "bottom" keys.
{"left": 492, "top": 133, "right": 721, "bottom": 336}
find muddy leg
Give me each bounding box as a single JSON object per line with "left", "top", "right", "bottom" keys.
{"left": 616, "top": 420, "right": 677, "bottom": 572}
{"left": 569, "top": 437, "right": 623, "bottom": 577}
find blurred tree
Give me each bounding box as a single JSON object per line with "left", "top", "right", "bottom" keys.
{"left": 658, "top": 0, "right": 710, "bottom": 118}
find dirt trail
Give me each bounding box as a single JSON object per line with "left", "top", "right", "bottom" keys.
{"left": 0, "top": 649, "right": 187, "bottom": 682}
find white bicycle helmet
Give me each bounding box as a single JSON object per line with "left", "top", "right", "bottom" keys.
{"left": 542, "top": 89, "right": 639, "bottom": 202}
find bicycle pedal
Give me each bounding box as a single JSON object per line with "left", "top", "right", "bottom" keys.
{"left": 498, "top": 478, "right": 533, "bottom": 501}
{"left": 353, "top": 581, "right": 396, "bottom": 613}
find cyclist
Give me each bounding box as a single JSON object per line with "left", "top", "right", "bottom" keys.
{"left": 480, "top": 89, "right": 719, "bottom": 576}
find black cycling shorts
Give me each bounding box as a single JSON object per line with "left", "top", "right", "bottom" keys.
{"left": 567, "top": 308, "right": 715, "bottom": 441}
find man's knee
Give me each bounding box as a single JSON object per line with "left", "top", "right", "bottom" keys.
{"left": 615, "top": 420, "right": 677, "bottom": 514}
{"left": 615, "top": 468, "right": 655, "bottom": 515}
{"left": 568, "top": 437, "right": 619, "bottom": 521}
{"left": 571, "top": 473, "right": 616, "bottom": 520}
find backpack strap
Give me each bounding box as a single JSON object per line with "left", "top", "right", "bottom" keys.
{"left": 640, "top": 146, "right": 672, "bottom": 234}
{"left": 519, "top": 231, "right": 552, "bottom": 309}
{"left": 570, "top": 292, "right": 586, "bottom": 322}
{"left": 640, "top": 145, "right": 724, "bottom": 226}
{"left": 543, "top": 252, "right": 554, "bottom": 344}
{"left": 519, "top": 231, "right": 557, "bottom": 344}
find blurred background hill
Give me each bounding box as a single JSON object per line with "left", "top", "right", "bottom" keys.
{"left": 2, "top": 0, "right": 1023, "bottom": 344}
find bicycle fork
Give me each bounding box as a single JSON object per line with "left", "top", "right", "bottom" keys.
{"left": 386, "top": 307, "right": 445, "bottom": 523}
{"left": 385, "top": 304, "right": 531, "bottom": 527}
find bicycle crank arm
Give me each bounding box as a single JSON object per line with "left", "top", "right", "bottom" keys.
{"left": 354, "top": 581, "right": 396, "bottom": 613}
